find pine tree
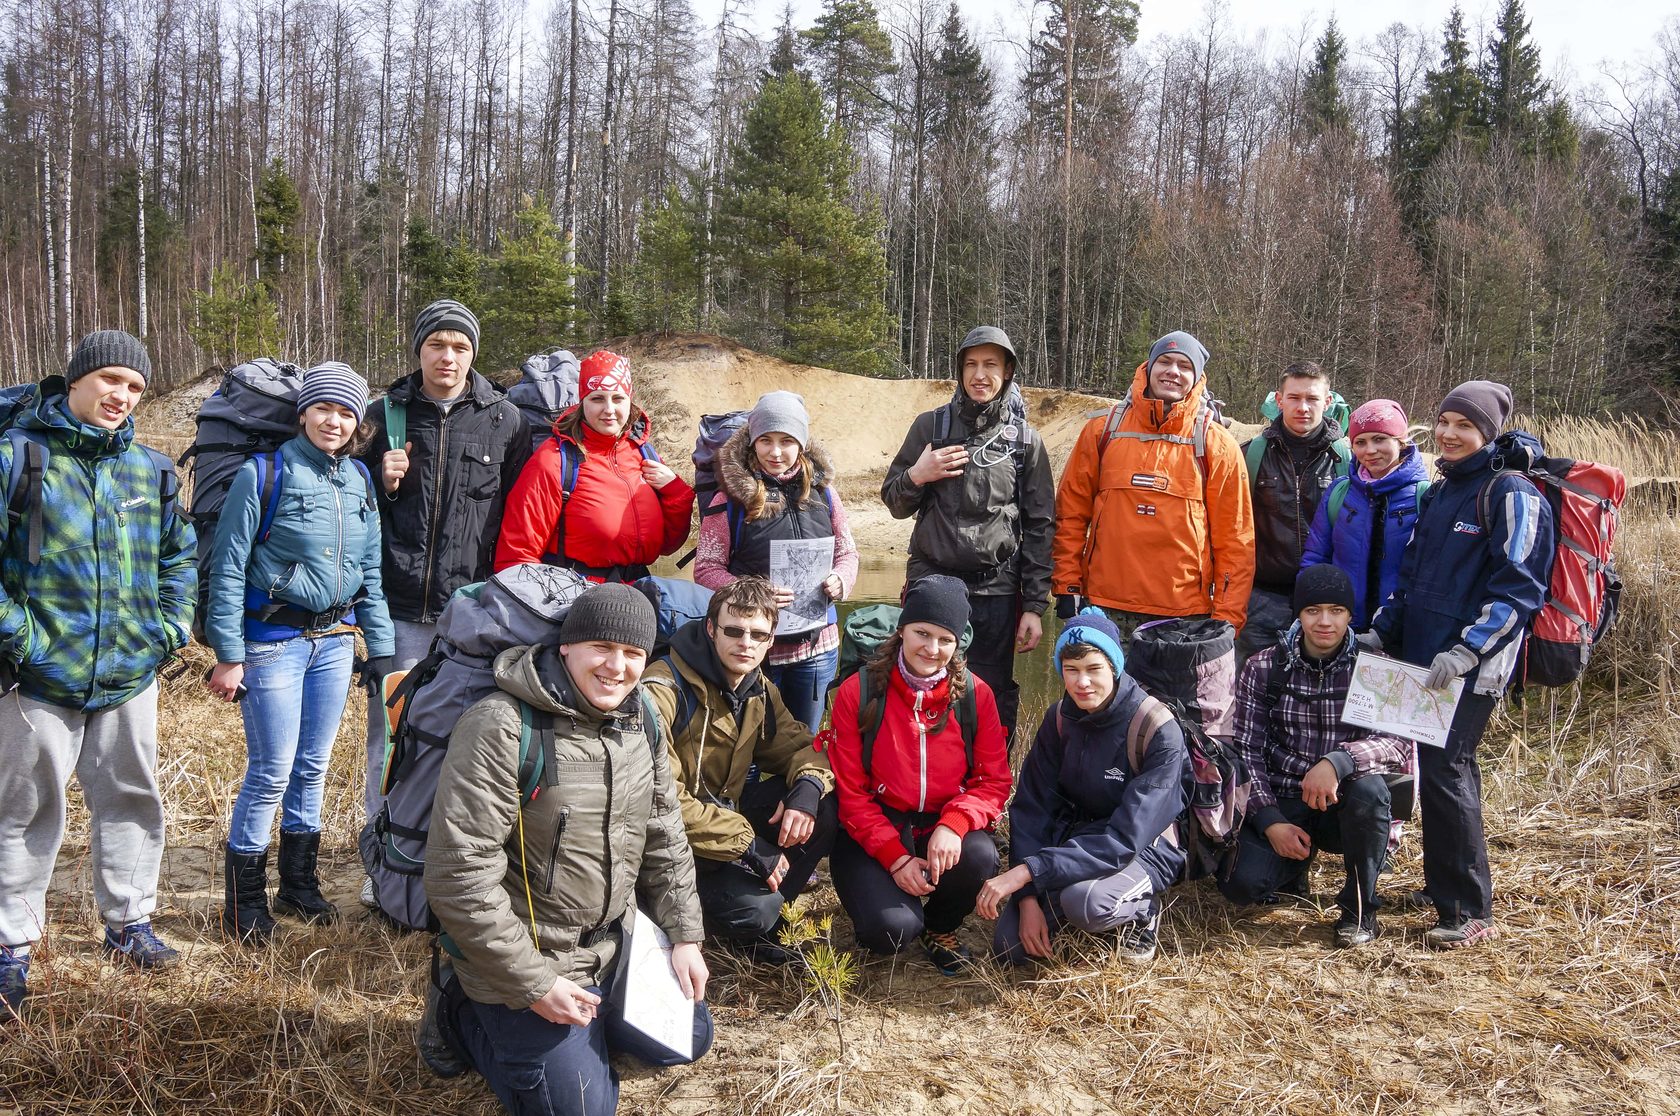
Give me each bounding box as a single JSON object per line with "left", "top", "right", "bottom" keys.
{"left": 717, "top": 70, "right": 894, "bottom": 375}
{"left": 801, "top": 0, "right": 897, "bottom": 141}
{"left": 1481, "top": 0, "right": 1548, "bottom": 149}
{"left": 481, "top": 202, "right": 580, "bottom": 367}
{"left": 190, "top": 264, "right": 285, "bottom": 366}
{"left": 1301, "top": 17, "right": 1351, "bottom": 137}
{"left": 627, "top": 183, "right": 702, "bottom": 332}
{"left": 767, "top": 5, "right": 802, "bottom": 77}
{"left": 931, "top": 1, "right": 991, "bottom": 146}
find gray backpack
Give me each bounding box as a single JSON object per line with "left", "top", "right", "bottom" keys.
{"left": 361, "top": 563, "right": 592, "bottom": 931}
{"left": 509, "top": 348, "right": 580, "bottom": 452}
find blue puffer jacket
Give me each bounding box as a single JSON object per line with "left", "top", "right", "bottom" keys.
{"left": 1300, "top": 444, "right": 1430, "bottom": 628}
{"left": 1007, "top": 674, "right": 1189, "bottom": 897}
{"left": 206, "top": 434, "right": 394, "bottom": 663}
{"left": 1372, "top": 437, "right": 1553, "bottom": 695}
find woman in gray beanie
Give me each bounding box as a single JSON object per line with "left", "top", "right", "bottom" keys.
{"left": 204, "top": 361, "right": 395, "bottom": 945}
{"left": 692, "top": 390, "right": 858, "bottom": 731}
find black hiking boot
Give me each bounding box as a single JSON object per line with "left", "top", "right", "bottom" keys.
{"left": 272, "top": 830, "right": 339, "bottom": 924}
{"left": 222, "top": 843, "right": 277, "bottom": 945}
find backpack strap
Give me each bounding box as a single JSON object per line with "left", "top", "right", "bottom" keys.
{"left": 642, "top": 659, "right": 699, "bottom": 740}
{"left": 1124, "top": 694, "right": 1173, "bottom": 776}
{"left": 253, "top": 450, "right": 287, "bottom": 543}
{"left": 5, "top": 430, "right": 49, "bottom": 565}
{"left": 350, "top": 457, "right": 376, "bottom": 505}
{"left": 1330, "top": 438, "right": 1352, "bottom": 476}
{"left": 955, "top": 684, "right": 978, "bottom": 778}
{"left": 1244, "top": 435, "right": 1268, "bottom": 490}
{"left": 384, "top": 396, "right": 407, "bottom": 452}
{"left": 935, "top": 404, "right": 952, "bottom": 445}
{"left": 1326, "top": 476, "right": 1350, "bottom": 525}
{"left": 856, "top": 671, "right": 888, "bottom": 787}
{"left": 546, "top": 441, "right": 584, "bottom": 563}
{"left": 515, "top": 700, "right": 552, "bottom": 802}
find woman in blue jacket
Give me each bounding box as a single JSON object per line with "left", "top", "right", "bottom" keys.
{"left": 1365, "top": 381, "right": 1552, "bottom": 950}
{"left": 1300, "top": 399, "right": 1430, "bottom": 629}
{"left": 206, "top": 362, "right": 395, "bottom": 944}
{"left": 977, "top": 609, "right": 1188, "bottom": 965}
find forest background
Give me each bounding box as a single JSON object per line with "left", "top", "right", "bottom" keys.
{"left": 3, "top": 0, "right": 1680, "bottom": 420}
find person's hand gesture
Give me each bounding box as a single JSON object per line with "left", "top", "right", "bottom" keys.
{"left": 381, "top": 442, "right": 412, "bottom": 494}
{"left": 641, "top": 459, "right": 678, "bottom": 489}
{"left": 890, "top": 855, "right": 935, "bottom": 897}
{"left": 1265, "top": 822, "right": 1313, "bottom": 861}
{"left": 907, "top": 442, "right": 967, "bottom": 486}
{"left": 531, "top": 975, "right": 602, "bottom": 1026}
{"left": 925, "top": 824, "right": 963, "bottom": 885}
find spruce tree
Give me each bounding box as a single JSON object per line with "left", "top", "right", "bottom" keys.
{"left": 482, "top": 202, "right": 579, "bottom": 366}
{"left": 1481, "top": 0, "right": 1548, "bottom": 149}
{"left": 627, "top": 183, "right": 702, "bottom": 332}
{"left": 1022, "top": 0, "right": 1140, "bottom": 143}
{"left": 717, "top": 70, "right": 893, "bottom": 375}
{"left": 931, "top": 1, "right": 991, "bottom": 146}
{"left": 1302, "top": 18, "right": 1351, "bottom": 137}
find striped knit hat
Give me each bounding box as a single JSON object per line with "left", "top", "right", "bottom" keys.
{"left": 297, "top": 361, "right": 369, "bottom": 423}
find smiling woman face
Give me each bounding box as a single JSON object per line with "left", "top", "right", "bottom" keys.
{"left": 1433, "top": 411, "right": 1486, "bottom": 463}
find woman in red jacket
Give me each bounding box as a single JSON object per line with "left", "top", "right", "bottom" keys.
{"left": 494, "top": 350, "right": 693, "bottom": 581}
{"left": 828, "top": 576, "right": 1011, "bottom": 974}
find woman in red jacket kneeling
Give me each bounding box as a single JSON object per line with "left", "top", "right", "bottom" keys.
{"left": 495, "top": 350, "right": 693, "bottom": 581}
{"left": 828, "top": 576, "right": 1012, "bottom": 975}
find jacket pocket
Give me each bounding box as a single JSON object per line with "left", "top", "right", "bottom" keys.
{"left": 461, "top": 441, "right": 505, "bottom": 500}
{"left": 267, "top": 562, "right": 301, "bottom": 596}
{"left": 543, "top": 807, "right": 572, "bottom": 895}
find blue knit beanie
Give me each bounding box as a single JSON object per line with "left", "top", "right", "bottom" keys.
{"left": 297, "top": 361, "right": 369, "bottom": 423}
{"left": 1055, "top": 607, "right": 1126, "bottom": 676}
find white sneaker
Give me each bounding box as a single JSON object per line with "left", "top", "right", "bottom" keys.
{"left": 359, "top": 876, "right": 378, "bottom": 909}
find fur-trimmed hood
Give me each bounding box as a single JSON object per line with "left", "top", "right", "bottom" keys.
{"left": 717, "top": 424, "right": 835, "bottom": 514}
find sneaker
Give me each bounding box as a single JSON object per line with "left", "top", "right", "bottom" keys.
{"left": 103, "top": 921, "right": 181, "bottom": 970}
{"left": 360, "top": 876, "right": 378, "bottom": 910}
{"left": 0, "top": 947, "right": 27, "bottom": 1015}
{"left": 1332, "top": 912, "right": 1378, "bottom": 949}
{"left": 920, "top": 930, "right": 973, "bottom": 976}
{"left": 1425, "top": 916, "right": 1497, "bottom": 950}
{"left": 1114, "top": 918, "right": 1158, "bottom": 963}
{"left": 418, "top": 971, "right": 469, "bottom": 1079}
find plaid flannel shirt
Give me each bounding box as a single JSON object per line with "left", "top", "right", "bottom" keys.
{"left": 1234, "top": 625, "right": 1412, "bottom": 827}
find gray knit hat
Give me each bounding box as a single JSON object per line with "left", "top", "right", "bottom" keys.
{"left": 955, "top": 325, "right": 1017, "bottom": 376}
{"left": 297, "top": 361, "right": 369, "bottom": 423}
{"left": 559, "top": 582, "right": 658, "bottom": 654}
{"left": 411, "top": 299, "right": 481, "bottom": 358}
{"left": 1438, "top": 380, "right": 1513, "bottom": 443}
{"left": 66, "top": 330, "right": 152, "bottom": 386}
{"left": 1148, "top": 331, "right": 1209, "bottom": 379}
{"left": 747, "top": 390, "right": 810, "bottom": 449}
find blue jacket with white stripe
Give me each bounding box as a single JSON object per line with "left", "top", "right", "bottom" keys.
{"left": 1372, "top": 437, "right": 1553, "bottom": 695}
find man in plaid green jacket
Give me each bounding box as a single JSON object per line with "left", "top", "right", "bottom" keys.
{"left": 0, "top": 331, "right": 197, "bottom": 1017}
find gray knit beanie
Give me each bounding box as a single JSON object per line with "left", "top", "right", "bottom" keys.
{"left": 66, "top": 330, "right": 152, "bottom": 386}
{"left": 1438, "top": 380, "right": 1513, "bottom": 443}
{"left": 747, "top": 390, "right": 810, "bottom": 449}
{"left": 411, "top": 299, "right": 481, "bottom": 358}
{"left": 559, "top": 582, "right": 658, "bottom": 654}
{"left": 297, "top": 361, "right": 369, "bottom": 423}
{"left": 1147, "top": 331, "right": 1209, "bottom": 379}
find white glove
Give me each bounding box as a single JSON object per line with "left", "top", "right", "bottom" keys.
{"left": 1425, "top": 645, "right": 1478, "bottom": 690}
{"left": 1354, "top": 630, "right": 1385, "bottom": 654}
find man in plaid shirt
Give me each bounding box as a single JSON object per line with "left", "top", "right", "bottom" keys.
{"left": 1218, "top": 564, "right": 1411, "bottom": 948}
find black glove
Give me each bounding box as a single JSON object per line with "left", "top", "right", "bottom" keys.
{"left": 1056, "top": 593, "right": 1083, "bottom": 621}
{"left": 781, "top": 776, "right": 823, "bottom": 819}
{"left": 737, "top": 837, "right": 784, "bottom": 883}
{"left": 360, "top": 655, "right": 396, "bottom": 694}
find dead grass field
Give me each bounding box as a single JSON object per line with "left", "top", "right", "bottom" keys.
{"left": 3, "top": 340, "right": 1677, "bottom": 1115}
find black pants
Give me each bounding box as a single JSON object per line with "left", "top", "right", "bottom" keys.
{"left": 965, "top": 593, "right": 1021, "bottom": 742}
{"left": 1219, "top": 774, "right": 1393, "bottom": 917}
{"left": 1418, "top": 692, "right": 1498, "bottom": 922}
{"left": 692, "top": 775, "right": 838, "bottom": 943}
{"left": 832, "top": 828, "right": 999, "bottom": 952}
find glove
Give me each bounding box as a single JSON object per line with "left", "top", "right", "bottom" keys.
{"left": 737, "top": 837, "right": 784, "bottom": 883}
{"left": 1354, "top": 630, "right": 1385, "bottom": 654}
{"left": 1425, "top": 645, "right": 1477, "bottom": 690}
{"left": 1056, "top": 593, "right": 1083, "bottom": 621}
{"left": 360, "top": 655, "right": 396, "bottom": 694}
{"left": 781, "top": 775, "right": 823, "bottom": 819}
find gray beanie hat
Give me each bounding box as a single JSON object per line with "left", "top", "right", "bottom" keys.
{"left": 955, "top": 325, "right": 1018, "bottom": 376}
{"left": 297, "top": 361, "right": 370, "bottom": 423}
{"left": 747, "top": 390, "right": 810, "bottom": 449}
{"left": 66, "top": 330, "right": 152, "bottom": 386}
{"left": 1438, "top": 380, "right": 1513, "bottom": 443}
{"left": 559, "top": 582, "right": 658, "bottom": 654}
{"left": 1148, "top": 331, "right": 1210, "bottom": 379}
{"left": 411, "top": 299, "right": 481, "bottom": 358}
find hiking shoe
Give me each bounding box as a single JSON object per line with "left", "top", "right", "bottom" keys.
{"left": 418, "top": 971, "right": 469, "bottom": 1078}
{"left": 359, "top": 876, "right": 378, "bottom": 910}
{"left": 0, "top": 947, "right": 27, "bottom": 1015}
{"left": 1114, "top": 918, "right": 1158, "bottom": 963}
{"left": 1332, "top": 912, "right": 1379, "bottom": 949}
{"left": 920, "top": 930, "right": 973, "bottom": 976}
{"left": 1425, "top": 916, "right": 1497, "bottom": 950}
{"left": 103, "top": 921, "right": 181, "bottom": 970}
{"left": 272, "top": 830, "right": 339, "bottom": 924}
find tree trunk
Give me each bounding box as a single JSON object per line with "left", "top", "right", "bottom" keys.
{"left": 562, "top": 0, "right": 581, "bottom": 327}
{"left": 598, "top": 0, "right": 622, "bottom": 318}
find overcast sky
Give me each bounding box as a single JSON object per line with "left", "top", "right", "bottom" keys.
{"left": 704, "top": 0, "right": 1675, "bottom": 91}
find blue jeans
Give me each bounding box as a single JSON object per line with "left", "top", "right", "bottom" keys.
{"left": 764, "top": 647, "right": 838, "bottom": 732}
{"left": 228, "top": 632, "right": 355, "bottom": 854}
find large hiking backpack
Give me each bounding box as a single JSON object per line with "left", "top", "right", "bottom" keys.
{"left": 674, "top": 411, "right": 751, "bottom": 569}
{"left": 1480, "top": 431, "right": 1626, "bottom": 688}
{"left": 0, "top": 378, "right": 177, "bottom": 565}
{"left": 363, "top": 562, "right": 592, "bottom": 931}
{"left": 1122, "top": 616, "right": 1251, "bottom": 880}
{"left": 634, "top": 575, "right": 713, "bottom": 655}
{"left": 511, "top": 348, "right": 581, "bottom": 452}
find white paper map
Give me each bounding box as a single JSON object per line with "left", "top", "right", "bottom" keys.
{"left": 619, "top": 908, "right": 694, "bottom": 1060}
{"left": 770, "top": 537, "right": 832, "bottom": 636}
{"left": 1341, "top": 651, "right": 1463, "bottom": 748}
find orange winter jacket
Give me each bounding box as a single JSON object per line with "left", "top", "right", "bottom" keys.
{"left": 1051, "top": 363, "right": 1254, "bottom": 627}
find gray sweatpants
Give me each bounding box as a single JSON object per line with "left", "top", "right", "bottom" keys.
{"left": 991, "top": 859, "right": 1156, "bottom": 966}
{"left": 0, "top": 683, "right": 163, "bottom": 947}
{"left": 363, "top": 619, "right": 437, "bottom": 820}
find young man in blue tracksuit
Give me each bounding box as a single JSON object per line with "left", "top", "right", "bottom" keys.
{"left": 1364, "top": 380, "right": 1553, "bottom": 949}
{"left": 978, "top": 609, "right": 1189, "bottom": 965}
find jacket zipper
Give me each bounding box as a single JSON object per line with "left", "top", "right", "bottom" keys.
{"left": 544, "top": 807, "right": 571, "bottom": 893}
{"left": 914, "top": 691, "right": 928, "bottom": 812}
{"left": 599, "top": 725, "right": 615, "bottom": 926}
{"left": 419, "top": 403, "right": 451, "bottom": 616}
{"left": 330, "top": 465, "right": 346, "bottom": 606}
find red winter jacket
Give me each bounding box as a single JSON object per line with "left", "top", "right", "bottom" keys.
{"left": 829, "top": 666, "right": 1012, "bottom": 871}
{"left": 494, "top": 406, "right": 695, "bottom": 577}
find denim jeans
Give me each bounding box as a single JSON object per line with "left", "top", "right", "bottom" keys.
{"left": 764, "top": 647, "right": 839, "bottom": 733}
{"left": 228, "top": 632, "right": 355, "bottom": 854}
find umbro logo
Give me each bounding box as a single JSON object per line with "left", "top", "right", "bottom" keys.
{"left": 1103, "top": 766, "right": 1126, "bottom": 781}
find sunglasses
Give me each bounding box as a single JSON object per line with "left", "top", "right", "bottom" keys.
{"left": 717, "top": 623, "right": 774, "bottom": 644}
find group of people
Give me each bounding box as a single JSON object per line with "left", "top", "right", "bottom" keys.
{"left": 0, "top": 309, "right": 1555, "bottom": 1116}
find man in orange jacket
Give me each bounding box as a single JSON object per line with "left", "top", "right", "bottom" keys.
{"left": 1051, "top": 331, "right": 1254, "bottom": 641}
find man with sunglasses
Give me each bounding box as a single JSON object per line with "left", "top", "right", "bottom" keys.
{"left": 642, "top": 577, "right": 838, "bottom": 963}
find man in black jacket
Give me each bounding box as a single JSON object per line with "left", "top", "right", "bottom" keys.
{"left": 881, "top": 326, "right": 1055, "bottom": 745}
{"left": 357, "top": 300, "right": 532, "bottom": 907}
{"left": 1237, "top": 361, "right": 1349, "bottom": 664}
